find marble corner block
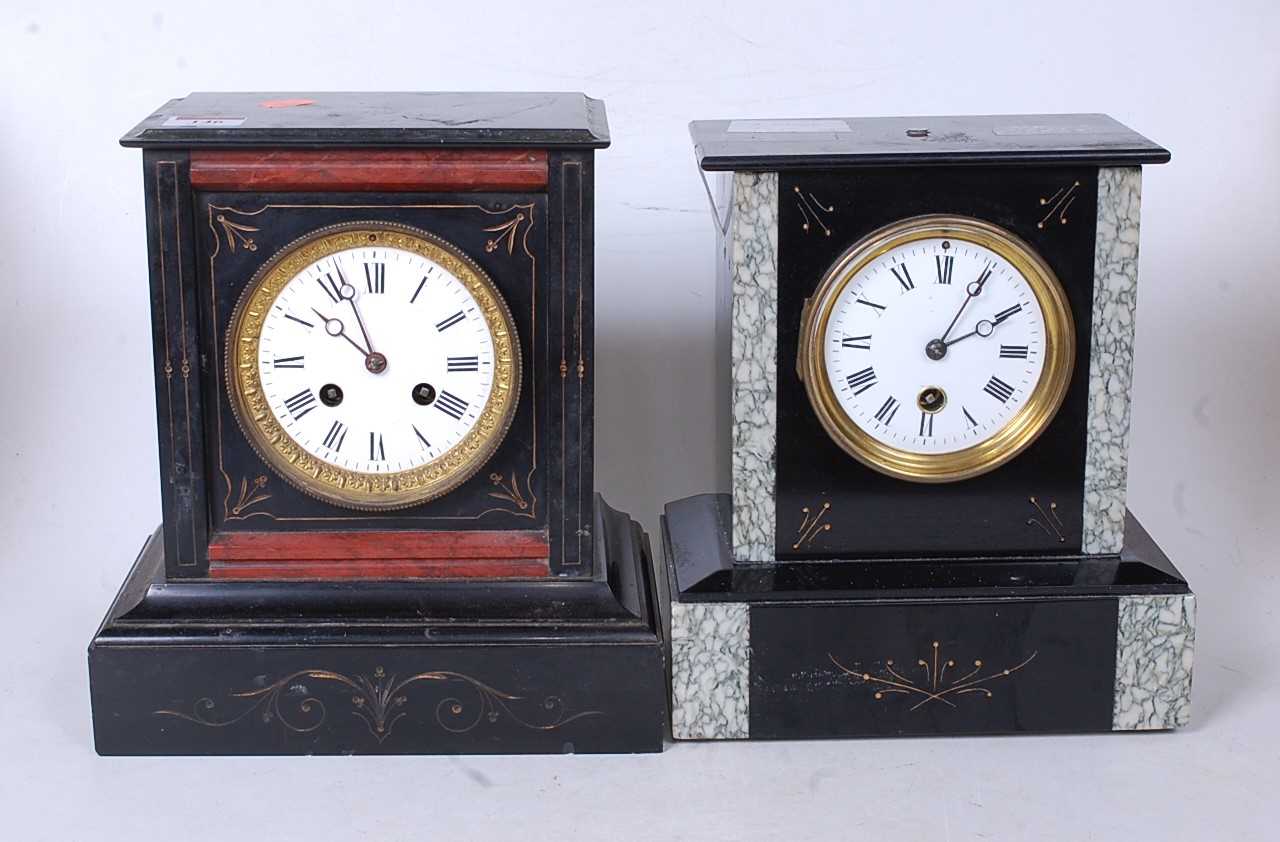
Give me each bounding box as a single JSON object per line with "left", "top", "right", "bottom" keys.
{"left": 1113, "top": 594, "right": 1195, "bottom": 730}
{"left": 670, "top": 603, "right": 750, "bottom": 739}
{"left": 1083, "top": 167, "right": 1142, "bottom": 554}
{"left": 729, "top": 172, "right": 779, "bottom": 562}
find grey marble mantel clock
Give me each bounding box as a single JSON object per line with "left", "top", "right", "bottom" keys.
{"left": 662, "top": 114, "right": 1196, "bottom": 740}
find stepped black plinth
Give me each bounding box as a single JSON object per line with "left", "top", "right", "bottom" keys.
{"left": 662, "top": 493, "right": 1194, "bottom": 740}
{"left": 90, "top": 496, "right": 665, "bottom": 755}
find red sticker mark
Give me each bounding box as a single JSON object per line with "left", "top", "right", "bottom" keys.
{"left": 259, "top": 98, "right": 315, "bottom": 109}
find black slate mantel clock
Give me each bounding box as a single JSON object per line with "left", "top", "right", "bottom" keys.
{"left": 88, "top": 92, "right": 664, "bottom": 756}
{"left": 664, "top": 114, "right": 1196, "bottom": 742}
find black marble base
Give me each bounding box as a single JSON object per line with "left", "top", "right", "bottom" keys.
{"left": 662, "top": 493, "right": 1194, "bottom": 739}
{"left": 88, "top": 496, "right": 665, "bottom": 755}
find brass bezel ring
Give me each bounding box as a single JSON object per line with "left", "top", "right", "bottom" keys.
{"left": 797, "top": 214, "right": 1075, "bottom": 484}
{"left": 226, "top": 221, "right": 521, "bottom": 510}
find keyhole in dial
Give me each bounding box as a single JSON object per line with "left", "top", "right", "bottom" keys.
{"left": 412, "top": 383, "right": 437, "bottom": 406}
{"left": 918, "top": 386, "right": 947, "bottom": 414}
{"left": 320, "top": 384, "right": 344, "bottom": 407}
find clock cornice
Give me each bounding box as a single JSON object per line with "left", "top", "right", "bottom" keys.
{"left": 122, "top": 91, "right": 611, "bottom": 150}
{"left": 691, "top": 113, "right": 1168, "bottom": 172}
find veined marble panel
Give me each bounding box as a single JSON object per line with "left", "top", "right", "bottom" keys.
{"left": 1113, "top": 593, "right": 1195, "bottom": 730}
{"left": 729, "top": 172, "right": 779, "bottom": 562}
{"left": 1083, "top": 167, "right": 1142, "bottom": 554}
{"left": 670, "top": 603, "right": 750, "bottom": 739}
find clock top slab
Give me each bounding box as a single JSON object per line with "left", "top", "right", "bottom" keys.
{"left": 121, "top": 91, "right": 610, "bottom": 149}
{"left": 690, "top": 113, "right": 1168, "bottom": 171}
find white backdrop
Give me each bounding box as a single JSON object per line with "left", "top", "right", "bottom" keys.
{"left": 1, "top": 2, "right": 1277, "bottom": 839}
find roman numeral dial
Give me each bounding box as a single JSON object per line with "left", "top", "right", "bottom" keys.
{"left": 874, "top": 396, "right": 900, "bottom": 425}
{"left": 364, "top": 261, "right": 386, "bottom": 293}
{"left": 283, "top": 388, "right": 317, "bottom": 420}
{"left": 984, "top": 375, "right": 1016, "bottom": 403}
{"left": 803, "top": 217, "right": 1074, "bottom": 481}
{"left": 890, "top": 263, "right": 914, "bottom": 291}
{"left": 323, "top": 420, "right": 348, "bottom": 452}
{"left": 233, "top": 223, "right": 521, "bottom": 508}
{"left": 845, "top": 366, "right": 877, "bottom": 395}
{"left": 1000, "top": 344, "right": 1029, "bottom": 359}
{"left": 936, "top": 254, "right": 954, "bottom": 285}
{"left": 435, "top": 390, "right": 469, "bottom": 420}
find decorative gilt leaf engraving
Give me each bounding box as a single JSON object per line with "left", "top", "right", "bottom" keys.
{"left": 155, "top": 665, "right": 601, "bottom": 743}
{"left": 487, "top": 471, "right": 529, "bottom": 511}
{"left": 1027, "top": 495, "right": 1066, "bottom": 542}
{"left": 229, "top": 475, "right": 271, "bottom": 516}
{"left": 1037, "top": 181, "right": 1080, "bottom": 229}
{"left": 483, "top": 212, "right": 526, "bottom": 255}
{"left": 794, "top": 186, "right": 834, "bottom": 236}
{"left": 793, "top": 501, "right": 832, "bottom": 550}
{"left": 216, "top": 214, "right": 260, "bottom": 252}
{"left": 829, "top": 641, "right": 1038, "bottom": 711}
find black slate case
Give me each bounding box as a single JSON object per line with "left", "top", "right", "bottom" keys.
{"left": 664, "top": 114, "right": 1194, "bottom": 741}
{"left": 89, "top": 92, "right": 665, "bottom": 755}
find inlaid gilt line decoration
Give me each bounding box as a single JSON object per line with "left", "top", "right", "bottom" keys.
{"left": 793, "top": 501, "right": 832, "bottom": 549}
{"left": 228, "top": 474, "right": 271, "bottom": 518}
{"left": 155, "top": 665, "right": 602, "bottom": 744}
{"left": 215, "top": 213, "right": 260, "bottom": 252}
{"left": 1037, "top": 181, "right": 1080, "bottom": 229}
{"left": 158, "top": 161, "right": 200, "bottom": 566}
{"left": 1027, "top": 495, "right": 1066, "bottom": 542}
{"left": 488, "top": 470, "right": 529, "bottom": 511}
{"left": 829, "top": 641, "right": 1038, "bottom": 711}
{"left": 483, "top": 211, "right": 527, "bottom": 255}
{"left": 794, "top": 185, "right": 834, "bottom": 236}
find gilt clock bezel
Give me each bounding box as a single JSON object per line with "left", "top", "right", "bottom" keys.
{"left": 225, "top": 220, "right": 522, "bottom": 511}
{"left": 797, "top": 213, "right": 1075, "bottom": 484}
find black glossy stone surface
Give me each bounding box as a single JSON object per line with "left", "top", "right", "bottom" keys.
{"left": 774, "top": 167, "right": 1097, "bottom": 559}
{"left": 122, "top": 92, "right": 610, "bottom": 148}
{"left": 664, "top": 494, "right": 1189, "bottom": 601}
{"left": 691, "top": 113, "right": 1168, "bottom": 171}
{"left": 89, "top": 496, "right": 665, "bottom": 755}
{"left": 750, "top": 598, "right": 1117, "bottom": 737}
{"left": 662, "top": 493, "right": 1192, "bottom": 739}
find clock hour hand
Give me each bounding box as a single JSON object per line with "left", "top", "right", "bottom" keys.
{"left": 311, "top": 307, "right": 371, "bottom": 357}
{"left": 945, "top": 303, "right": 1022, "bottom": 349}
{"left": 940, "top": 319, "right": 996, "bottom": 348}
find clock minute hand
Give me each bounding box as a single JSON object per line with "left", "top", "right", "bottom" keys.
{"left": 334, "top": 263, "right": 376, "bottom": 354}
{"left": 938, "top": 262, "right": 995, "bottom": 344}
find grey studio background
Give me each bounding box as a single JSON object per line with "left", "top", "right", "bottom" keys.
{"left": 1, "top": 2, "right": 1276, "bottom": 840}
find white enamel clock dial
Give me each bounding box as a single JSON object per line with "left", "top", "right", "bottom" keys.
{"left": 259, "top": 246, "right": 495, "bottom": 470}
{"left": 799, "top": 215, "right": 1074, "bottom": 483}
{"left": 822, "top": 238, "right": 1046, "bottom": 454}
{"left": 228, "top": 223, "right": 520, "bottom": 509}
